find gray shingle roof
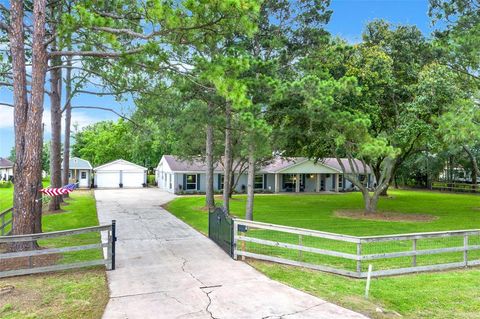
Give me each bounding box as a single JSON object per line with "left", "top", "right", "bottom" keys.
{"left": 0, "top": 158, "right": 13, "bottom": 168}
{"left": 163, "top": 155, "right": 224, "bottom": 172}
{"left": 161, "top": 155, "right": 371, "bottom": 174}
{"left": 61, "top": 157, "right": 93, "bottom": 170}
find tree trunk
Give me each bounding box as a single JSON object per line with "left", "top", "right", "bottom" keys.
{"left": 48, "top": 54, "right": 63, "bottom": 211}
{"left": 10, "top": 0, "right": 48, "bottom": 250}
{"left": 364, "top": 191, "right": 379, "bottom": 214}
{"left": 463, "top": 145, "right": 479, "bottom": 190}
{"left": 62, "top": 57, "right": 73, "bottom": 196}
{"left": 10, "top": 0, "right": 30, "bottom": 242}
{"left": 222, "top": 103, "right": 232, "bottom": 213}
{"left": 205, "top": 111, "right": 215, "bottom": 210}
{"left": 245, "top": 143, "right": 255, "bottom": 221}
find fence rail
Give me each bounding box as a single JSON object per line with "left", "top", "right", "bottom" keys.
{"left": 0, "top": 221, "right": 116, "bottom": 278}
{"left": 432, "top": 182, "right": 479, "bottom": 193}
{"left": 0, "top": 208, "right": 13, "bottom": 236}
{"left": 233, "top": 218, "right": 480, "bottom": 278}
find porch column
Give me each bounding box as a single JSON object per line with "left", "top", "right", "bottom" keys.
{"left": 295, "top": 173, "right": 300, "bottom": 193}
{"left": 274, "top": 173, "right": 280, "bottom": 193}
{"left": 316, "top": 174, "right": 321, "bottom": 192}
{"left": 335, "top": 174, "right": 339, "bottom": 192}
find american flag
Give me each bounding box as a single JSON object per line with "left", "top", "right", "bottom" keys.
{"left": 40, "top": 183, "right": 77, "bottom": 197}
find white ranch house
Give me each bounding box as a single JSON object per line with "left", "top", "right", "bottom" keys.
{"left": 155, "top": 155, "right": 373, "bottom": 194}
{"left": 61, "top": 157, "right": 93, "bottom": 188}
{"left": 0, "top": 158, "right": 13, "bottom": 181}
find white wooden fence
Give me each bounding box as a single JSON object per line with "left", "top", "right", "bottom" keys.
{"left": 233, "top": 219, "right": 480, "bottom": 278}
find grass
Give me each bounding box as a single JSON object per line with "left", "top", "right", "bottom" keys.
{"left": 0, "top": 185, "right": 14, "bottom": 212}
{"left": 0, "top": 191, "right": 109, "bottom": 319}
{"left": 165, "top": 190, "right": 480, "bottom": 319}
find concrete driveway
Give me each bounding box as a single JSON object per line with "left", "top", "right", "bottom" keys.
{"left": 96, "top": 188, "right": 368, "bottom": 319}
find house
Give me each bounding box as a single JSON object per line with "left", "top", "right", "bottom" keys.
{"left": 94, "top": 159, "right": 147, "bottom": 188}
{"left": 61, "top": 157, "right": 93, "bottom": 188}
{"left": 155, "top": 155, "right": 373, "bottom": 194}
{"left": 0, "top": 158, "right": 13, "bottom": 181}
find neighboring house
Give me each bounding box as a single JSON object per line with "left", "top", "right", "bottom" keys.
{"left": 94, "top": 159, "right": 147, "bottom": 188}
{"left": 438, "top": 164, "right": 476, "bottom": 183}
{"left": 61, "top": 157, "right": 93, "bottom": 188}
{"left": 0, "top": 158, "right": 13, "bottom": 181}
{"left": 155, "top": 155, "right": 373, "bottom": 194}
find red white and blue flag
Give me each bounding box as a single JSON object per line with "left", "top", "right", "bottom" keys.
{"left": 40, "top": 183, "right": 78, "bottom": 197}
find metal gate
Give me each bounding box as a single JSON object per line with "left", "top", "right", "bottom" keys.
{"left": 208, "top": 207, "right": 234, "bottom": 257}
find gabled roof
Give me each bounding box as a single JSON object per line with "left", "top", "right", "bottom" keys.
{"left": 0, "top": 158, "right": 13, "bottom": 169}
{"left": 159, "top": 155, "right": 371, "bottom": 174}
{"left": 94, "top": 159, "right": 147, "bottom": 171}
{"left": 61, "top": 157, "right": 93, "bottom": 170}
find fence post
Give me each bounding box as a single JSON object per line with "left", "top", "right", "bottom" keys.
{"left": 357, "top": 242, "right": 362, "bottom": 275}
{"left": 233, "top": 220, "right": 238, "bottom": 260}
{"left": 464, "top": 234, "right": 468, "bottom": 267}
{"left": 111, "top": 220, "right": 116, "bottom": 270}
{"left": 1, "top": 214, "right": 4, "bottom": 236}
{"left": 412, "top": 239, "right": 417, "bottom": 267}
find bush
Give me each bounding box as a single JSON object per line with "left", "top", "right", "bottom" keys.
{"left": 0, "top": 181, "right": 13, "bottom": 188}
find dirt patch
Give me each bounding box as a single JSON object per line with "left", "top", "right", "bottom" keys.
{"left": 0, "top": 248, "right": 61, "bottom": 272}
{"left": 335, "top": 210, "right": 438, "bottom": 222}
{"left": 0, "top": 267, "right": 108, "bottom": 319}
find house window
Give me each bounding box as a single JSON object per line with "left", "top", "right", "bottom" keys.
{"left": 219, "top": 174, "right": 225, "bottom": 190}
{"left": 339, "top": 175, "right": 343, "bottom": 188}
{"left": 68, "top": 171, "right": 71, "bottom": 178}
{"left": 81, "top": 172, "right": 87, "bottom": 179}
{"left": 282, "top": 174, "right": 296, "bottom": 190}
{"left": 169, "top": 174, "right": 172, "bottom": 189}
{"left": 254, "top": 175, "right": 264, "bottom": 189}
{"left": 186, "top": 174, "right": 197, "bottom": 190}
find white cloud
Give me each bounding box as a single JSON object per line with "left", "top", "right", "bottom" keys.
{"left": 0, "top": 107, "right": 112, "bottom": 133}
{"left": 0, "top": 107, "right": 52, "bottom": 132}
{"left": 0, "top": 107, "right": 13, "bottom": 129}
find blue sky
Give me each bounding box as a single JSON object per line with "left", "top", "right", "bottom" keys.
{"left": 0, "top": 0, "right": 434, "bottom": 158}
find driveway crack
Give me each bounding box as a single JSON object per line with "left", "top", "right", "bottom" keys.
{"left": 261, "top": 302, "right": 326, "bottom": 319}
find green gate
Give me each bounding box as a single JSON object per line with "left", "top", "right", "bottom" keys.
{"left": 208, "top": 207, "right": 234, "bottom": 257}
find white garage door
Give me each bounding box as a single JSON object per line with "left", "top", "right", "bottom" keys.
{"left": 122, "top": 171, "right": 144, "bottom": 188}
{"left": 96, "top": 171, "right": 120, "bottom": 188}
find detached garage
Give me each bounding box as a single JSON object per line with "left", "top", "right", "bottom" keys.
{"left": 94, "top": 159, "right": 147, "bottom": 188}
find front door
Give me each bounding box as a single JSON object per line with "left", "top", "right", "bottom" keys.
{"left": 79, "top": 170, "right": 89, "bottom": 188}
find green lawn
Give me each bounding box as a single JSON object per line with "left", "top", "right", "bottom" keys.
{"left": 0, "top": 190, "right": 109, "bottom": 319}
{"left": 0, "top": 186, "right": 14, "bottom": 212}
{"left": 165, "top": 190, "right": 480, "bottom": 319}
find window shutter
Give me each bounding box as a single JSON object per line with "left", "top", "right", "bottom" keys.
{"left": 217, "top": 174, "right": 221, "bottom": 190}
{"left": 263, "top": 174, "right": 267, "bottom": 189}
{"left": 197, "top": 174, "right": 201, "bottom": 190}
{"left": 183, "top": 174, "right": 186, "bottom": 190}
